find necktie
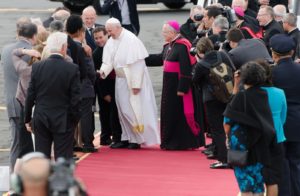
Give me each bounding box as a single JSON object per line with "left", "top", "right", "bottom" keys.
{"left": 89, "top": 28, "right": 94, "bottom": 35}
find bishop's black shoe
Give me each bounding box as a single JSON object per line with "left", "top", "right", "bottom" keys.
{"left": 110, "top": 141, "right": 129, "bottom": 149}
{"left": 127, "top": 143, "right": 141, "bottom": 149}
{"left": 100, "top": 139, "right": 112, "bottom": 146}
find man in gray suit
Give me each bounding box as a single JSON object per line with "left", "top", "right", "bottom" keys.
{"left": 1, "top": 18, "right": 36, "bottom": 171}
{"left": 226, "top": 28, "right": 272, "bottom": 69}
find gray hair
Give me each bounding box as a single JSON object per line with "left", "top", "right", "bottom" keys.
{"left": 49, "top": 20, "right": 64, "bottom": 33}
{"left": 46, "top": 32, "right": 67, "bottom": 53}
{"left": 53, "top": 10, "right": 70, "bottom": 23}
{"left": 263, "top": 6, "right": 275, "bottom": 19}
{"left": 82, "top": 5, "right": 96, "bottom": 15}
{"left": 213, "top": 16, "right": 229, "bottom": 31}
{"left": 273, "top": 4, "right": 286, "bottom": 17}
{"left": 283, "top": 13, "right": 297, "bottom": 27}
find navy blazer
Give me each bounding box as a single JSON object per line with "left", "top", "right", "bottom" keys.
{"left": 85, "top": 23, "right": 103, "bottom": 51}
{"left": 272, "top": 57, "right": 300, "bottom": 142}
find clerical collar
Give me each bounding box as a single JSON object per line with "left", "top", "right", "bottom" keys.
{"left": 263, "top": 20, "right": 273, "bottom": 28}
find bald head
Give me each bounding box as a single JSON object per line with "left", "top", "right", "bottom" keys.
{"left": 82, "top": 6, "right": 97, "bottom": 28}
{"left": 20, "top": 158, "right": 50, "bottom": 185}
{"left": 231, "top": 0, "right": 246, "bottom": 10}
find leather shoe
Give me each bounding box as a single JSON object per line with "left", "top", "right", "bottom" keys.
{"left": 206, "top": 154, "right": 217, "bottom": 160}
{"left": 82, "top": 147, "right": 98, "bottom": 153}
{"left": 210, "top": 162, "right": 229, "bottom": 169}
{"left": 202, "top": 149, "right": 213, "bottom": 155}
{"left": 100, "top": 139, "right": 112, "bottom": 146}
{"left": 127, "top": 143, "right": 141, "bottom": 149}
{"left": 73, "top": 146, "right": 83, "bottom": 152}
{"left": 110, "top": 141, "right": 129, "bottom": 149}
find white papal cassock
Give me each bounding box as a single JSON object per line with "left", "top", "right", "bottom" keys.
{"left": 100, "top": 28, "right": 160, "bottom": 145}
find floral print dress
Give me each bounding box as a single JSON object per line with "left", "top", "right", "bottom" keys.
{"left": 224, "top": 117, "right": 265, "bottom": 194}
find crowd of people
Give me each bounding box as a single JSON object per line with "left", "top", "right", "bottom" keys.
{"left": 1, "top": 0, "right": 300, "bottom": 195}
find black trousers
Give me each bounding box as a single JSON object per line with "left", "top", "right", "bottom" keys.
{"left": 34, "top": 118, "right": 74, "bottom": 159}
{"left": 18, "top": 105, "right": 34, "bottom": 157}
{"left": 98, "top": 96, "right": 122, "bottom": 143}
{"left": 205, "top": 100, "right": 227, "bottom": 163}
{"left": 279, "top": 141, "right": 300, "bottom": 196}
{"left": 80, "top": 98, "right": 95, "bottom": 148}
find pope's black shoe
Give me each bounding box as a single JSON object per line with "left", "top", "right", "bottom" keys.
{"left": 127, "top": 143, "right": 141, "bottom": 149}
{"left": 110, "top": 141, "right": 129, "bottom": 149}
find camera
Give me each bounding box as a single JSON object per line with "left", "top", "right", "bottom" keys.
{"left": 196, "top": 29, "right": 209, "bottom": 38}
{"left": 190, "top": 47, "right": 197, "bottom": 56}
{"left": 214, "top": 40, "right": 231, "bottom": 51}
{"left": 194, "top": 14, "right": 204, "bottom": 22}
{"left": 221, "top": 7, "right": 237, "bottom": 27}
{"left": 190, "top": 14, "right": 204, "bottom": 31}
{"left": 48, "top": 158, "right": 87, "bottom": 196}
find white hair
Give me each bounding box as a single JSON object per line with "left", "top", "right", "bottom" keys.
{"left": 46, "top": 32, "right": 67, "bottom": 53}
{"left": 82, "top": 5, "right": 96, "bottom": 15}
{"left": 106, "top": 17, "right": 121, "bottom": 27}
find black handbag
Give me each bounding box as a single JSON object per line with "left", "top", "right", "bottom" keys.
{"left": 227, "top": 149, "right": 248, "bottom": 167}
{"left": 227, "top": 92, "right": 248, "bottom": 167}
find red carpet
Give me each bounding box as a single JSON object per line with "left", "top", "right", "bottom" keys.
{"left": 75, "top": 146, "right": 238, "bottom": 196}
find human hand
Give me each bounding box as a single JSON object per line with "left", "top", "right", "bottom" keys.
{"left": 103, "top": 95, "right": 112, "bottom": 103}
{"left": 82, "top": 44, "right": 92, "bottom": 57}
{"left": 23, "top": 49, "right": 41, "bottom": 58}
{"left": 98, "top": 70, "right": 106, "bottom": 79}
{"left": 132, "top": 88, "right": 140, "bottom": 95}
{"left": 25, "top": 121, "right": 33, "bottom": 133}
{"left": 226, "top": 136, "right": 230, "bottom": 149}
{"left": 233, "top": 70, "right": 241, "bottom": 94}
{"left": 177, "top": 91, "right": 185, "bottom": 96}
{"left": 259, "top": 0, "right": 269, "bottom": 5}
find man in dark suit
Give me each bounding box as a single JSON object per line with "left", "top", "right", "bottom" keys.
{"left": 257, "top": 6, "right": 284, "bottom": 53}
{"left": 283, "top": 13, "right": 300, "bottom": 61}
{"left": 66, "top": 15, "right": 97, "bottom": 153}
{"left": 270, "top": 34, "right": 300, "bottom": 196}
{"left": 24, "top": 32, "right": 81, "bottom": 159}
{"left": 102, "top": 0, "right": 140, "bottom": 35}
{"left": 92, "top": 26, "right": 122, "bottom": 147}
{"left": 227, "top": 28, "right": 272, "bottom": 69}
{"left": 1, "top": 18, "right": 35, "bottom": 171}
{"left": 82, "top": 6, "right": 103, "bottom": 51}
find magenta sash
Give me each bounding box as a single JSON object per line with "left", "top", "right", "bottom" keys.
{"left": 163, "top": 60, "right": 200, "bottom": 136}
